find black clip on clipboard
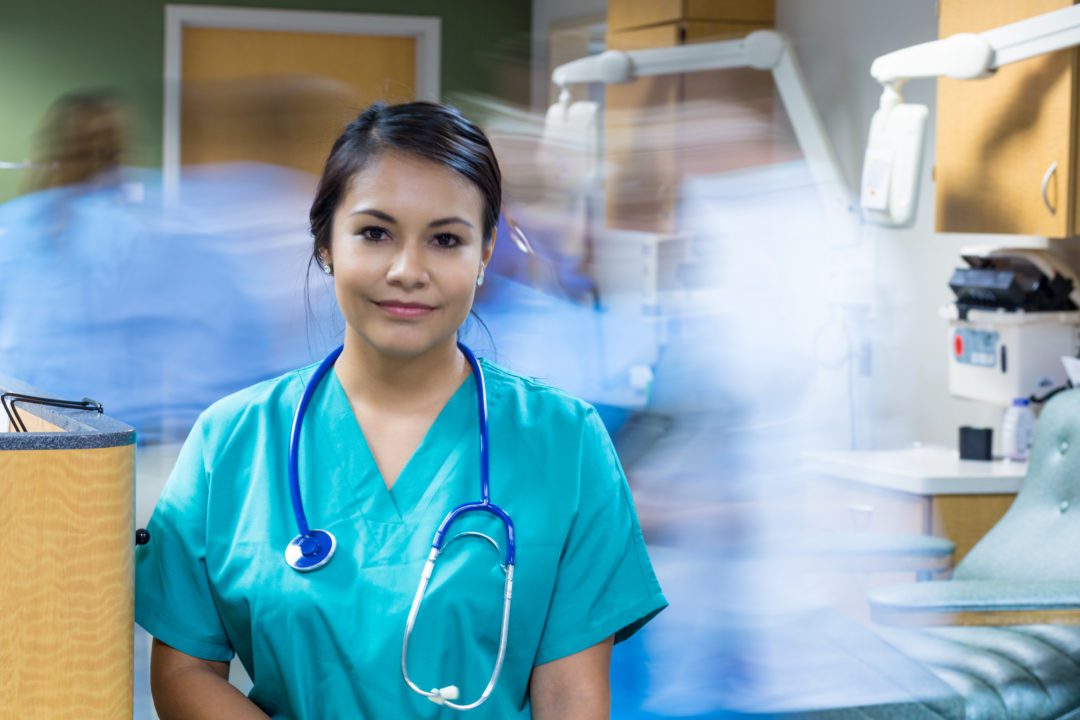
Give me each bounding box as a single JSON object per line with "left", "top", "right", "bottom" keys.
{"left": 0, "top": 392, "right": 104, "bottom": 432}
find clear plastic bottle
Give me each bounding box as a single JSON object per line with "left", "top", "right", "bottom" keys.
{"left": 1001, "top": 397, "right": 1036, "bottom": 462}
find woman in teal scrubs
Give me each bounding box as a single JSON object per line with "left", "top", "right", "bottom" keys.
{"left": 135, "top": 102, "right": 667, "bottom": 719}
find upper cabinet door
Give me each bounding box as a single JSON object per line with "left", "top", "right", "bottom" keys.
{"left": 936, "top": 0, "right": 1077, "bottom": 237}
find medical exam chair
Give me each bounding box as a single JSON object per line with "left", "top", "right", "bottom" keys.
{"left": 870, "top": 388, "right": 1080, "bottom": 719}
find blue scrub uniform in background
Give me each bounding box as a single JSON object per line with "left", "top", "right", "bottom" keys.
{"left": 135, "top": 358, "right": 667, "bottom": 719}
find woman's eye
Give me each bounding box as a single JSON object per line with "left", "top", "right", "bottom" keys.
{"left": 358, "top": 226, "right": 389, "bottom": 242}
{"left": 433, "top": 233, "right": 462, "bottom": 249}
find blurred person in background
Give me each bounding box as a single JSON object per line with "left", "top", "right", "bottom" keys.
{"left": 463, "top": 35, "right": 926, "bottom": 714}
{"left": 25, "top": 89, "right": 129, "bottom": 193}
{"left": 0, "top": 82, "right": 344, "bottom": 446}
{"left": 0, "top": 89, "right": 149, "bottom": 436}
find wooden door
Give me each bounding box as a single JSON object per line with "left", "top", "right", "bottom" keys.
{"left": 181, "top": 28, "right": 416, "bottom": 176}
{"left": 936, "top": 0, "right": 1078, "bottom": 236}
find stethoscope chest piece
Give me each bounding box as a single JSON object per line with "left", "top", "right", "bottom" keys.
{"left": 285, "top": 529, "right": 337, "bottom": 571}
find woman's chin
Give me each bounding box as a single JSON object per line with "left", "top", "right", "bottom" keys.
{"left": 356, "top": 327, "right": 455, "bottom": 361}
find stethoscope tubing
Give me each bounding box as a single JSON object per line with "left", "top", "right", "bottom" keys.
{"left": 287, "top": 343, "right": 343, "bottom": 538}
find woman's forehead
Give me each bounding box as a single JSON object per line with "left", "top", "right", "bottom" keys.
{"left": 340, "top": 151, "right": 484, "bottom": 223}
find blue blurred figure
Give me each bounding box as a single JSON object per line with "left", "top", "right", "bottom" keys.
{"left": 0, "top": 90, "right": 339, "bottom": 443}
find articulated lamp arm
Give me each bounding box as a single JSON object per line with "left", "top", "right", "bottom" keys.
{"left": 872, "top": 3, "right": 1080, "bottom": 85}
{"left": 552, "top": 30, "right": 783, "bottom": 86}
{"left": 862, "top": 3, "right": 1080, "bottom": 227}
{"left": 550, "top": 30, "right": 855, "bottom": 217}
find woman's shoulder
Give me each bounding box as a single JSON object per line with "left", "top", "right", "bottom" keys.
{"left": 479, "top": 358, "right": 599, "bottom": 429}
{"left": 193, "top": 363, "right": 316, "bottom": 443}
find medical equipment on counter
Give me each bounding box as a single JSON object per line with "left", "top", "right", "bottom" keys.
{"left": 550, "top": 30, "right": 855, "bottom": 217}
{"left": 959, "top": 426, "right": 993, "bottom": 461}
{"left": 944, "top": 247, "right": 1080, "bottom": 406}
{"left": 863, "top": 3, "right": 1080, "bottom": 226}
{"left": 950, "top": 249, "right": 1079, "bottom": 317}
{"left": 1001, "top": 398, "right": 1036, "bottom": 461}
{"left": 285, "top": 342, "right": 515, "bottom": 711}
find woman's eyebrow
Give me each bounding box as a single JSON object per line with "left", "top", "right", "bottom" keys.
{"left": 429, "top": 216, "right": 474, "bottom": 229}
{"left": 347, "top": 209, "right": 473, "bottom": 230}
{"left": 349, "top": 208, "right": 397, "bottom": 223}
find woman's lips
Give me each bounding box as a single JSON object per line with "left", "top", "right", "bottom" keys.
{"left": 375, "top": 300, "right": 436, "bottom": 318}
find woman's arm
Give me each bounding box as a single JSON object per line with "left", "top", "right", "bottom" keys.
{"left": 150, "top": 639, "right": 270, "bottom": 720}
{"left": 530, "top": 636, "right": 614, "bottom": 720}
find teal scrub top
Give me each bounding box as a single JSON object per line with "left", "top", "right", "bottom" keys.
{"left": 135, "top": 358, "right": 667, "bottom": 719}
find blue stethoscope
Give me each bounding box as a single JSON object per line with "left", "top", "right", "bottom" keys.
{"left": 284, "top": 342, "right": 515, "bottom": 711}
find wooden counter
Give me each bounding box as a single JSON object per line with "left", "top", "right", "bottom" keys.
{"left": 0, "top": 375, "right": 135, "bottom": 718}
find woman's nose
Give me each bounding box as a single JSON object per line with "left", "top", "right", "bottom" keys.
{"left": 386, "top": 242, "right": 429, "bottom": 287}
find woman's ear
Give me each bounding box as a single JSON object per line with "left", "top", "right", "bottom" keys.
{"left": 482, "top": 228, "right": 497, "bottom": 266}
{"left": 317, "top": 251, "right": 333, "bottom": 275}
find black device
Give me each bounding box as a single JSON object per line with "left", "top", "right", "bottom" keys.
{"left": 949, "top": 253, "right": 1078, "bottom": 320}
{"left": 959, "top": 426, "right": 994, "bottom": 461}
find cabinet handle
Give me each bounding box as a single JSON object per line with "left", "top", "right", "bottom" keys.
{"left": 848, "top": 503, "right": 874, "bottom": 530}
{"left": 1042, "top": 161, "right": 1058, "bottom": 215}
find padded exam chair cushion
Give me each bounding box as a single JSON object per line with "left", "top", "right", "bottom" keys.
{"left": 877, "top": 625, "right": 1080, "bottom": 720}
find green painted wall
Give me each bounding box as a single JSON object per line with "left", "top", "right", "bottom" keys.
{"left": 0, "top": 0, "right": 531, "bottom": 201}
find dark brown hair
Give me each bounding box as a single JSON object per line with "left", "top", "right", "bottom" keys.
{"left": 309, "top": 101, "right": 502, "bottom": 271}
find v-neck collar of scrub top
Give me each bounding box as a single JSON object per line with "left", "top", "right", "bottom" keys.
{"left": 318, "top": 362, "right": 478, "bottom": 531}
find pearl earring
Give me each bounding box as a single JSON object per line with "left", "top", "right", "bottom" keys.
{"left": 476, "top": 267, "right": 485, "bottom": 287}
{"left": 320, "top": 258, "right": 333, "bottom": 276}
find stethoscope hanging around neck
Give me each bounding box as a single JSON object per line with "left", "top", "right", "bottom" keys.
{"left": 283, "top": 341, "right": 515, "bottom": 711}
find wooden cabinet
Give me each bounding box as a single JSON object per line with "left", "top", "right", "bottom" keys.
{"left": 608, "top": 0, "right": 774, "bottom": 34}
{"left": 804, "top": 477, "right": 1015, "bottom": 623}
{"left": 809, "top": 478, "right": 1015, "bottom": 567}
{"left": 936, "top": 0, "right": 1080, "bottom": 237}
{"left": 804, "top": 446, "right": 1025, "bottom": 566}
{"left": 604, "top": 0, "right": 799, "bottom": 232}
{"left": 0, "top": 378, "right": 136, "bottom": 717}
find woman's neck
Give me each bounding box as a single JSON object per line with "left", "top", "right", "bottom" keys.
{"left": 335, "top": 330, "right": 469, "bottom": 413}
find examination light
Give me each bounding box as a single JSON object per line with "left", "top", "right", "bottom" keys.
{"left": 863, "top": 4, "right": 1080, "bottom": 226}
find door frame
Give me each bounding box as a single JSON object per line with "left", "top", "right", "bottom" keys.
{"left": 163, "top": 4, "right": 441, "bottom": 200}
